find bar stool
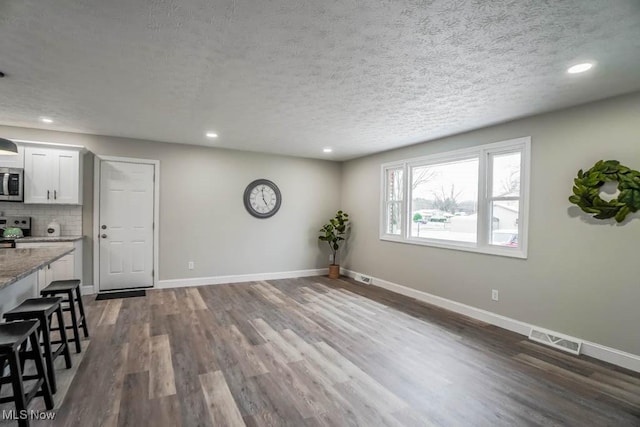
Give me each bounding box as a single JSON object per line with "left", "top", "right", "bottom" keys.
{"left": 0, "top": 320, "right": 54, "bottom": 427}
{"left": 41, "top": 279, "right": 89, "bottom": 354}
{"left": 3, "top": 298, "right": 72, "bottom": 394}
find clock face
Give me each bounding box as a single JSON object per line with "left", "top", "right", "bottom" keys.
{"left": 243, "top": 179, "right": 282, "bottom": 218}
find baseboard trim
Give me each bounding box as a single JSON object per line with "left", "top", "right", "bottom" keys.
{"left": 342, "top": 269, "right": 640, "bottom": 373}
{"left": 81, "top": 285, "right": 96, "bottom": 296}
{"left": 157, "top": 268, "right": 329, "bottom": 289}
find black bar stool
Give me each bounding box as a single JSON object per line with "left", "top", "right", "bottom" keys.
{"left": 0, "top": 320, "right": 54, "bottom": 427}
{"left": 41, "top": 279, "right": 89, "bottom": 354}
{"left": 3, "top": 298, "right": 72, "bottom": 394}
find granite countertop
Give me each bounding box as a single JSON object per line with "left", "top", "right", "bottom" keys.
{"left": 15, "top": 236, "right": 84, "bottom": 243}
{"left": 0, "top": 247, "right": 75, "bottom": 290}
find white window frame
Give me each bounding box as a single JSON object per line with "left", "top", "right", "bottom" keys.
{"left": 380, "top": 137, "right": 531, "bottom": 259}
{"left": 379, "top": 162, "right": 405, "bottom": 240}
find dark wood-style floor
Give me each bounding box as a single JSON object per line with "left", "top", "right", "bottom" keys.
{"left": 38, "top": 276, "right": 640, "bottom": 426}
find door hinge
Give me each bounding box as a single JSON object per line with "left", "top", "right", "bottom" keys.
{"left": 152, "top": 269, "right": 154, "bottom": 277}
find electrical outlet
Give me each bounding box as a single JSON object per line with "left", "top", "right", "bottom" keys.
{"left": 491, "top": 289, "right": 499, "bottom": 301}
{"left": 188, "top": 261, "right": 194, "bottom": 270}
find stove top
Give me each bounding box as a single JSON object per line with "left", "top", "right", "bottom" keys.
{"left": 0, "top": 216, "right": 32, "bottom": 239}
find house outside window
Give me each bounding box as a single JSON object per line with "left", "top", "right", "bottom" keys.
{"left": 381, "top": 137, "right": 530, "bottom": 258}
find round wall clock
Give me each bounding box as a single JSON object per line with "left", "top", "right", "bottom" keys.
{"left": 243, "top": 179, "right": 282, "bottom": 218}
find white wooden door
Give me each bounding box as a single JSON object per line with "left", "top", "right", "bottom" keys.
{"left": 24, "top": 147, "right": 53, "bottom": 203}
{"left": 99, "top": 161, "right": 155, "bottom": 291}
{"left": 52, "top": 150, "right": 80, "bottom": 204}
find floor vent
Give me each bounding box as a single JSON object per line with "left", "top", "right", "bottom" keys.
{"left": 529, "top": 328, "right": 582, "bottom": 355}
{"left": 355, "top": 274, "right": 372, "bottom": 285}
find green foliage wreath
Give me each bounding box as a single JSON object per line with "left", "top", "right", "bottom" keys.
{"left": 569, "top": 160, "right": 640, "bottom": 223}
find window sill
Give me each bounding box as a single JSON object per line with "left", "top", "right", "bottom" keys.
{"left": 379, "top": 234, "right": 528, "bottom": 259}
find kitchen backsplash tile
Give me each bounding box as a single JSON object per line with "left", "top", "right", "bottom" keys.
{"left": 0, "top": 203, "right": 82, "bottom": 236}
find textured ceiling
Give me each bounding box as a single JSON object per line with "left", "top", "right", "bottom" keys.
{"left": 1, "top": 1, "right": 639, "bottom": 160}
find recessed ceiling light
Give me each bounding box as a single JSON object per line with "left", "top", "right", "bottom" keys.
{"left": 40, "top": 117, "right": 53, "bottom": 124}
{"left": 323, "top": 148, "right": 333, "bottom": 153}
{"left": 205, "top": 132, "right": 218, "bottom": 138}
{"left": 567, "top": 62, "right": 594, "bottom": 74}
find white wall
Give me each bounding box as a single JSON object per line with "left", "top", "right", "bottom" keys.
{"left": 0, "top": 125, "right": 342, "bottom": 285}
{"left": 341, "top": 91, "right": 640, "bottom": 356}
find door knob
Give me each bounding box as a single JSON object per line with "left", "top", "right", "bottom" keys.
{"left": 101, "top": 234, "right": 108, "bottom": 238}
{"left": 101, "top": 225, "right": 107, "bottom": 229}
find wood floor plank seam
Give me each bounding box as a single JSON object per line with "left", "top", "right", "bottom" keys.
{"left": 40, "top": 277, "right": 640, "bottom": 427}
{"left": 149, "top": 334, "right": 178, "bottom": 399}
{"left": 200, "top": 370, "right": 246, "bottom": 427}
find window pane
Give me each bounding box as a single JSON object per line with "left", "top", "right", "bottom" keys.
{"left": 410, "top": 158, "right": 478, "bottom": 242}
{"left": 386, "top": 168, "right": 403, "bottom": 201}
{"left": 492, "top": 152, "right": 521, "bottom": 197}
{"left": 490, "top": 200, "right": 519, "bottom": 247}
{"left": 386, "top": 202, "right": 402, "bottom": 235}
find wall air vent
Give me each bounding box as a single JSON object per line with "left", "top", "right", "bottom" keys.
{"left": 529, "top": 328, "right": 582, "bottom": 355}
{"left": 355, "top": 274, "right": 372, "bottom": 285}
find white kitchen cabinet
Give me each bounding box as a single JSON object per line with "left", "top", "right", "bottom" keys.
{"left": 24, "top": 147, "right": 52, "bottom": 203}
{"left": 24, "top": 146, "right": 83, "bottom": 204}
{"left": 15, "top": 241, "right": 83, "bottom": 293}
{"left": 36, "top": 254, "right": 75, "bottom": 293}
{"left": 0, "top": 144, "right": 24, "bottom": 168}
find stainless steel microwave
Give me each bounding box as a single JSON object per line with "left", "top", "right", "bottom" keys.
{"left": 0, "top": 168, "right": 23, "bottom": 202}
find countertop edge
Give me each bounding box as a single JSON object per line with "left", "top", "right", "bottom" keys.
{"left": 15, "top": 236, "right": 85, "bottom": 243}
{"left": 0, "top": 247, "right": 75, "bottom": 291}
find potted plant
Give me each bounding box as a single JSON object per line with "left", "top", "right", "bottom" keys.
{"left": 318, "top": 210, "right": 350, "bottom": 279}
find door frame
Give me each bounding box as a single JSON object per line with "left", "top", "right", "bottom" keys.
{"left": 93, "top": 155, "right": 160, "bottom": 292}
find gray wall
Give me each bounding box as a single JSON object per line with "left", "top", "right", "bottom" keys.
{"left": 2, "top": 91, "right": 639, "bottom": 356}
{"left": 341, "top": 91, "right": 640, "bottom": 355}
{"left": 0, "top": 126, "right": 342, "bottom": 284}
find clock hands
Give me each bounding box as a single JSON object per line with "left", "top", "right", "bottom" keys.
{"left": 245, "top": 180, "right": 280, "bottom": 218}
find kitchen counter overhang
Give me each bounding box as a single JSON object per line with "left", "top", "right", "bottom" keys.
{"left": 0, "top": 247, "right": 75, "bottom": 290}
{"left": 15, "top": 236, "right": 84, "bottom": 243}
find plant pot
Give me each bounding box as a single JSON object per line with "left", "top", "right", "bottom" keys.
{"left": 328, "top": 264, "right": 340, "bottom": 279}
